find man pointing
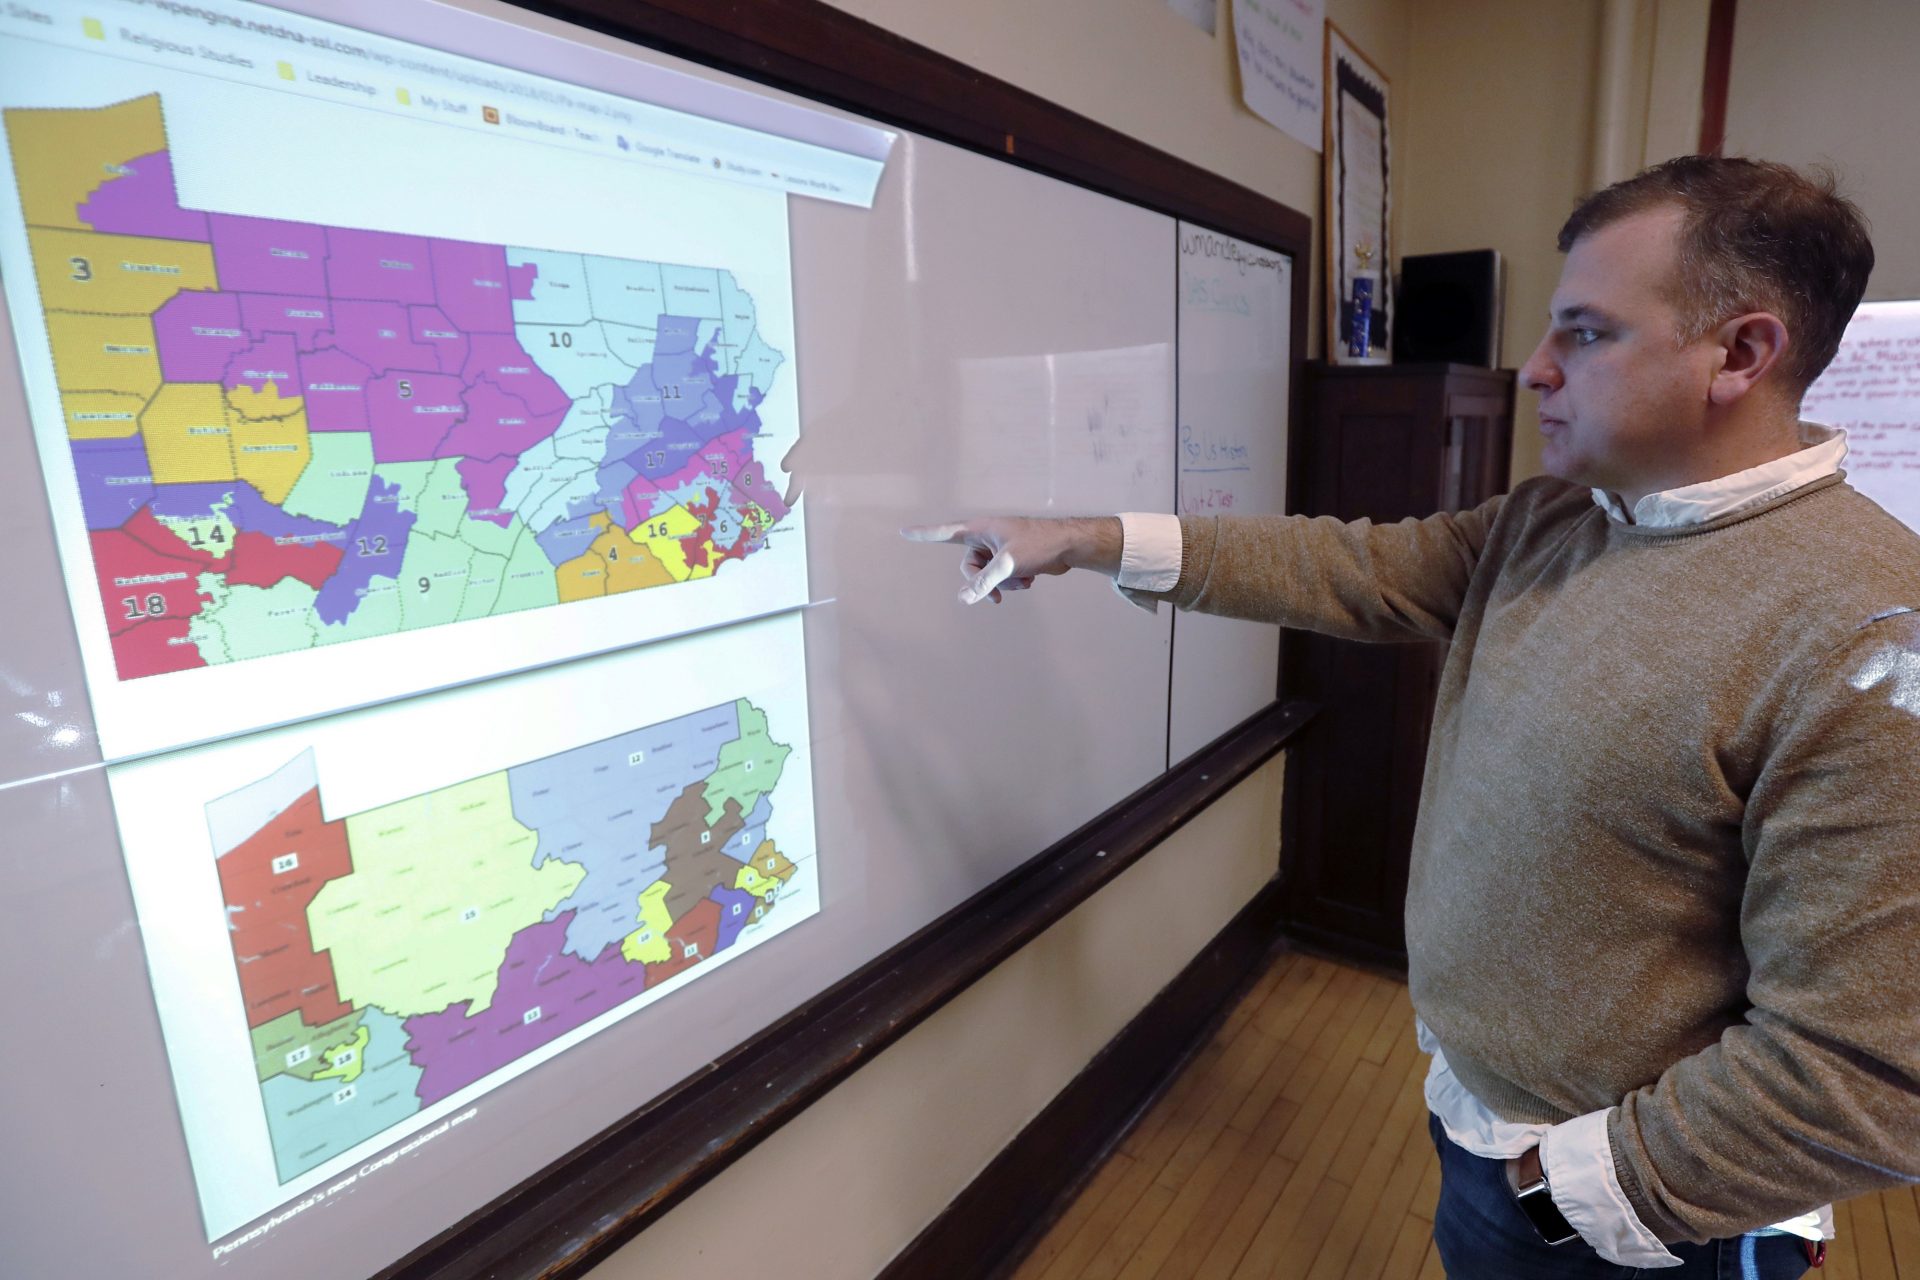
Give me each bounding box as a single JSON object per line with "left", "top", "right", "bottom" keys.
{"left": 908, "top": 157, "right": 1920, "bottom": 1278}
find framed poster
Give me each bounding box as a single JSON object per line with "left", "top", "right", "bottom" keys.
{"left": 1324, "top": 22, "right": 1392, "bottom": 364}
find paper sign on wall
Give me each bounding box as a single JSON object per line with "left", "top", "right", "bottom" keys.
{"left": 1231, "top": 0, "right": 1325, "bottom": 152}
{"left": 1802, "top": 299, "right": 1920, "bottom": 533}
{"left": 1167, "top": 0, "right": 1218, "bottom": 35}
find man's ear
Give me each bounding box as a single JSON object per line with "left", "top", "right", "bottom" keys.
{"left": 1708, "top": 311, "right": 1791, "bottom": 406}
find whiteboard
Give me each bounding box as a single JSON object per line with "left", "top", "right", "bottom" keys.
{"left": 1169, "top": 224, "right": 1293, "bottom": 764}
{"left": 0, "top": 0, "right": 1294, "bottom": 1274}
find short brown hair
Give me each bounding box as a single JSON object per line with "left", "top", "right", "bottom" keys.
{"left": 1557, "top": 156, "right": 1874, "bottom": 394}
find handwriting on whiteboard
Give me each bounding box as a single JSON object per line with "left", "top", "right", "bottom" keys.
{"left": 1802, "top": 301, "right": 1920, "bottom": 532}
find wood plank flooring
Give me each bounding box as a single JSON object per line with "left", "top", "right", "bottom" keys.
{"left": 1008, "top": 950, "right": 1918, "bottom": 1280}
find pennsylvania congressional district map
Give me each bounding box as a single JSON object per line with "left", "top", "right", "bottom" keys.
{"left": 214, "top": 698, "right": 797, "bottom": 1184}
{"left": 4, "top": 94, "right": 793, "bottom": 681}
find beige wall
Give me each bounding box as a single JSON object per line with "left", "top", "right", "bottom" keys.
{"left": 587, "top": 2, "right": 1414, "bottom": 1275}
{"left": 1723, "top": 0, "right": 1920, "bottom": 303}
{"left": 1396, "top": 0, "right": 1602, "bottom": 484}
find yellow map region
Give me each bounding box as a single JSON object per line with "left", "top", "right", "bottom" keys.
{"left": 735, "top": 840, "right": 796, "bottom": 902}
{"left": 227, "top": 382, "right": 312, "bottom": 505}
{"left": 619, "top": 879, "right": 677, "bottom": 966}
{"left": 2, "top": 96, "right": 165, "bottom": 231}
{"left": 638, "top": 503, "right": 707, "bottom": 581}
{"left": 62, "top": 389, "right": 144, "bottom": 440}
{"left": 27, "top": 225, "right": 216, "bottom": 312}
{"left": 142, "top": 383, "right": 232, "bottom": 485}
{"left": 310, "top": 1025, "right": 370, "bottom": 1085}
{"left": 309, "top": 772, "right": 585, "bottom": 1018}
{"left": 45, "top": 311, "right": 162, "bottom": 398}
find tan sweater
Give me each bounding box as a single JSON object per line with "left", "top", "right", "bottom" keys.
{"left": 1155, "top": 474, "right": 1920, "bottom": 1243}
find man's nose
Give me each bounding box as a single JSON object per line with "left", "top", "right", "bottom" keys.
{"left": 1519, "top": 335, "right": 1561, "bottom": 395}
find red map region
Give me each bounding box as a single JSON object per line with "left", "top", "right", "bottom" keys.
{"left": 217, "top": 786, "right": 356, "bottom": 1029}
{"left": 682, "top": 486, "right": 745, "bottom": 573}
{"left": 225, "top": 530, "right": 345, "bottom": 591}
{"left": 646, "top": 897, "right": 722, "bottom": 986}
{"left": 90, "top": 507, "right": 220, "bottom": 678}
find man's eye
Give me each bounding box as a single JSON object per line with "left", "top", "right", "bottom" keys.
{"left": 1574, "top": 328, "right": 1602, "bottom": 346}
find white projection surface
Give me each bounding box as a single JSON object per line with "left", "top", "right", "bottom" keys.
{"left": 0, "top": 0, "right": 1295, "bottom": 1276}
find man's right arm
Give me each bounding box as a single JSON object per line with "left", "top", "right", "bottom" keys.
{"left": 905, "top": 495, "right": 1507, "bottom": 643}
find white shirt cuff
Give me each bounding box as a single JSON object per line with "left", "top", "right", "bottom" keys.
{"left": 1115, "top": 511, "right": 1182, "bottom": 591}
{"left": 1541, "top": 1109, "right": 1682, "bottom": 1268}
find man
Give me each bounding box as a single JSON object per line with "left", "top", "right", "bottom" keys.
{"left": 907, "top": 157, "right": 1920, "bottom": 1278}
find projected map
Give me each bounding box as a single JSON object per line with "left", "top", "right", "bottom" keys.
{"left": 5, "top": 94, "right": 792, "bottom": 680}
{"left": 214, "top": 698, "right": 796, "bottom": 1182}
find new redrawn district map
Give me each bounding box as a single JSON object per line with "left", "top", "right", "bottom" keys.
{"left": 217, "top": 698, "right": 797, "bottom": 1183}
{"left": 5, "top": 95, "right": 792, "bottom": 680}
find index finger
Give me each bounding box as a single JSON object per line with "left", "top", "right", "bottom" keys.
{"left": 900, "top": 523, "right": 975, "bottom": 544}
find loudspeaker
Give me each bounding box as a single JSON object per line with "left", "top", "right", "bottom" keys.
{"left": 1394, "top": 249, "right": 1504, "bottom": 366}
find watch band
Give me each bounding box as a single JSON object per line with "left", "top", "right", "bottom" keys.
{"left": 1513, "top": 1169, "right": 1580, "bottom": 1246}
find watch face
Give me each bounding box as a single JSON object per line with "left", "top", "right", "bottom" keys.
{"left": 1515, "top": 1184, "right": 1580, "bottom": 1245}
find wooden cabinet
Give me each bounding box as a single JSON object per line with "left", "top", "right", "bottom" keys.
{"left": 1281, "top": 363, "right": 1515, "bottom": 966}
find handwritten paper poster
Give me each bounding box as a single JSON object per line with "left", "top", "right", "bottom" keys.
{"left": 1802, "top": 300, "right": 1920, "bottom": 533}
{"left": 1231, "top": 0, "right": 1324, "bottom": 151}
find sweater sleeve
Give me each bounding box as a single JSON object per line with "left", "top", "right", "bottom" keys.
{"left": 1145, "top": 494, "right": 1506, "bottom": 642}
{"left": 1608, "top": 609, "right": 1920, "bottom": 1243}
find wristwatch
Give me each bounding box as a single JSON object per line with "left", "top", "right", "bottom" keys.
{"left": 1512, "top": 1153, "right": 1580, "bottom": 1246}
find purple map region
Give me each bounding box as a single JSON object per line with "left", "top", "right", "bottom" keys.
{"left": 711, "top": 883, "right": 760, "bottom": 953}
{"left": 437, "top": 377, "right": 564, "bottom": 464}
{"left": 327, "top": 226, "right": 436, "bottom": 306}
{"left": 298, "top": 345, "right": 374, "bottom": 432}
{"left": 209, "top": 212, "right": 328, "bottom": 295}
{"left": 330, "top": 298, "right": 441, "bottom": 375}
{"left": 313, "top": 476, "right": 415, "bottom": 624}
{"left": 401, "top": 912, "right": 647, "bottom": 1109}
{"left": 456, "top": 455, "right": 518, "bottom": 526}
{"left": 153, "top": 290, "right": 249, "bottom": 383}
{"left": 224, "top": 332, "right": 298, "bottom": 396}
{"left": 75, "top": 149, "right": 209, "bottom": 242}
{"left": 428, "top": 239, "right": 515, "bottom": 333}
{"left": 73, "top": 436, "right": 156, "bottom": 530}
{"left": 508, "top": 701, "right": 739, "bottom": 963}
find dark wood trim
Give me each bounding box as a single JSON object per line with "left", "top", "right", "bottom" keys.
{"left": 878, "top": 881, "right": 1291, "bottom": 1280}
{"left": 375, "top": 700, "right": 1315, "bottom": 1280}
{"left": 1698, "top": 0, "right": 1738, "bottom": 155}
{"left": 504, "top": 0, "right": 1311, "bottom": 264}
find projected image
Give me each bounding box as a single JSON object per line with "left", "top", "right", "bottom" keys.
{"left": 0, "top": 0, "right": 890, "bottom": 760}
{"left": 6, "top": 94, "right": 792, "bottom": 681}
{"left": 107, "top": 613, "right": 818, "bottom": 1240}
{"left": 223, "top": 699, "right": 797, "bottom": 1183}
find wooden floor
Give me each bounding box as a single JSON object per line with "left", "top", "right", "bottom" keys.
{"left": 1008, "top": 950, "right": 1920, "bottom": 1280}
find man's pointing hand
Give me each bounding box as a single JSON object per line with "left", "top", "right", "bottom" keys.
{"left": 901, "top": 516, "right": 1123, "bottom": 604}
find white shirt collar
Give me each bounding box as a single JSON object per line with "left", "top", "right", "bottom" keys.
{"left": 1592, "top": 422, "right": 1849, "bottom": 528}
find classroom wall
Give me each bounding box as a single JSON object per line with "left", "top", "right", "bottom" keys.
{"left": 585, "top": 2, "right": 1409, "bottom": 1276}
{"left": 1395, "top": 0, "right": 1603, "bottom": 485}
{"left": 1722, "top": 0, "right": 1920, "bottom": 304}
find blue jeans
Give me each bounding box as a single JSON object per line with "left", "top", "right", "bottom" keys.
{"left": 1428, "top": 1113, "right": 1813, "bottom": 1278}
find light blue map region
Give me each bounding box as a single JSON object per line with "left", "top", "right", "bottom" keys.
{"left": 258, "top": 1008, "right": 424, "bottom": 1182}
{"left": 726, "top": 793, "right": 776, "bottom": 863}
{"left": 508, "top": 701, "right": 742, "bottom": 962}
